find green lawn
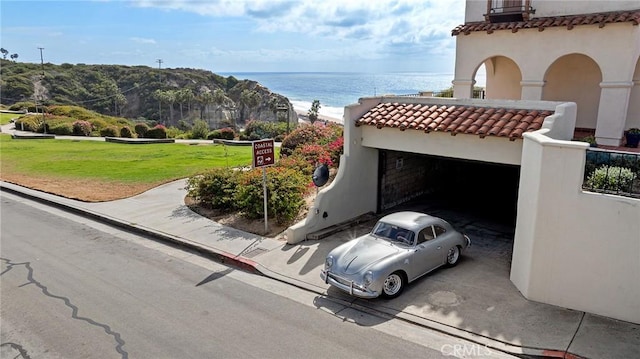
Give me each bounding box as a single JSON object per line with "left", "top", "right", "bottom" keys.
{"left": 1, "top": 112, "right": 20, "bottom": 125}
{"left": 0, "top": 134, "right": 261, "bottom": 183}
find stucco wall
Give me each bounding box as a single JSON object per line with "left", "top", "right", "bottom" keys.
{"left": 512, "top": 131, "right": 640, "bottom": 323}
{"left": 464, "top": 0, "right": 640, "bottom": 23}
{"left": 285, "top": 99, "right": 380, "bottom": 244}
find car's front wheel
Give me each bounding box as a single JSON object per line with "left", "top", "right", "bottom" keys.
{"left": 446, "top": 246, "right": 461, "bottom": 267}
{"left": 381, "top": 271, "right": 405, "bottom": 299}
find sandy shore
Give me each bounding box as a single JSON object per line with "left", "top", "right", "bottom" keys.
{"left": 294, "top": 108, "right": 343, "bottom": 125}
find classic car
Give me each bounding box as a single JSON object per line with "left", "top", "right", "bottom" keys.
{"left": 320, "top": 211, "right": 471, "bottom": 299}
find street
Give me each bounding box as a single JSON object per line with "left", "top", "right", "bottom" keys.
{"left": 0, "top": 194, "right": 517, "bottom": 359}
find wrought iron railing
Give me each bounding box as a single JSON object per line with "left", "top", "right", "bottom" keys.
{"left": 583, "top": 149, "right": 640, "bottom": 198}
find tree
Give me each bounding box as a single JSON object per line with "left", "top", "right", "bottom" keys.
{"left": 198, "top": 91, "right": 214, "bottom": 121}
{"left": 0, "top": 48, "right": 8, "bottom": 59}
{"left": 308, "top": 99, "right": 321, "bottom": 124}
{"left": 10, "top": 53, "right": 18, "bottom": 62}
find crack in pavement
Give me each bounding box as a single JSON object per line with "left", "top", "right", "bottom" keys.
{"left": 1, "top": 257, "right": 128, "bottom": 359}
{"left": 0, "top": 342, "right": 32, "bottom": 359}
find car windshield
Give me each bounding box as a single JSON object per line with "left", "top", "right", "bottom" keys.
{"left": 371, "top": 221, "right": 415, "bottom": 245}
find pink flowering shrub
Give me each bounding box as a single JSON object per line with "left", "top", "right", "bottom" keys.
{"left": 72, "top": 120, "right": 93, "bottom": 136}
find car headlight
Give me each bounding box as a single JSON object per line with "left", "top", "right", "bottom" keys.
{"left": 363, "top": 271, "right": 373, "bottom": 287}
{"left": 325, "top": 256, "right": 334, "bottom": 270}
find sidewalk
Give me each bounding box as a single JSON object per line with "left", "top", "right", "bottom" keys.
{"left": 1, "top": 179, "right": 638, "bottom": 359}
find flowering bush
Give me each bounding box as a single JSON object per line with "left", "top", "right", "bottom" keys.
{"left": 293, "top": 143, "right": 333, "bottom": 167}
{"left": 72, "top": 120, "right": 93, "bottom": 136}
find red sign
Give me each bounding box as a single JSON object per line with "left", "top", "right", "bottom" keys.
{"left": 252, "top": 139, "right": 275, "bottom": 168}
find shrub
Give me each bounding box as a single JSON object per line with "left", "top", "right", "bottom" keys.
{"left": 280, "top": 123, "right": 335, "bottom": 157}
{"left": 293, "top": 143, "right": 333, "bottom": 167}
{"left": 164, "top": 126, "right": 182, "bottom": 139}
{"left": 243, "top": 120, "right": 287, "bottom": 139}
{"left": 207, "top": 129, "right": 236, "bottom": 140}
{"left": 14, "top": 115, "right": 42, "bottom": 132}
{"left": 49, "top": 122, "right": 73, "bottom": 135}
{"left": 327, "top": 136, "right": 344, "bottom": 166}
{"left": 219, "top": 127, "right": 236, "bottom": 140}
{"left": 146, "top": 125, "right": 168, "bottom": 139}
{"left": 90, "top": 118, "right": 108, "bottom": 132}
{"left": 72, "top": 120, "right": 93, "bottom": 136}
{"left": 134, "top": 122, "right": 150, "bottom": 137}
{"left": 235, "top": 167, "right": 307, "bottom": 225}
{"left": 187, "top": 168, "right": 240, "bottom": 211}
{"left": 276, "top": 154, "right": 314, "bottom": 176}
{"left": 586, "top": 166, "right": 636, "bottom": 192}
{"left": 8, "top": 101, "right": 35, "bottom": 112}
{"left": 190, "top": 119, "right": 209, "bottom": 139}
{"left": 120, "top": 126, "right": 134, "bottom": 138}
{"left": 100, "top": 125, "right": 120, "bottom": 137}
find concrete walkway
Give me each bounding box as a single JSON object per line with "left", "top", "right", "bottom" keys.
{"left": 1, "top": 179, "right": 638, "bottom": 359}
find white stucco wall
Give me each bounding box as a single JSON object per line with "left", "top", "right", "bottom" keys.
{"left": 454, "top": 22, "right": 639, "bottom": 145}
{"left": 285, "top": 98, "right": 380, "bottom": 244}
{"left": 464, "top": 0, "right": 640, "bottom": 23}
{"left": 512, "top": 131, "right": 640, "bottom": 323}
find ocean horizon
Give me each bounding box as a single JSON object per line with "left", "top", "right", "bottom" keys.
{"left": 220, "top": 72, "right": 486, "bottom": 122}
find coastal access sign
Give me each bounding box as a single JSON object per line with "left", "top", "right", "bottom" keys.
{"left": 252, "top": 139, "right": 275, "bottom": 168}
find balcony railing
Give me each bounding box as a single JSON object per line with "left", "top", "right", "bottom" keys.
{"left": 583, "top": 149, "right": 640, "bottom": 199}
{"left": 485, "top": 0, "right": 535, "bottom": 23}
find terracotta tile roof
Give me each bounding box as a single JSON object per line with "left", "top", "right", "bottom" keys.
{"left": 452, "top": 9, "right": 640, "bottom": 35}
{"left": 355, "top": 103, "right": 554, "bottom": 141}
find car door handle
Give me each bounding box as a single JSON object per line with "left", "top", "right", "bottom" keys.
{"left": 437, "top": 246, "right": 441, "bottom": 250}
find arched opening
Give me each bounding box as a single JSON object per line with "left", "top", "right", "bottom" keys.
{"left": 543, "top": 54, "right": 602, "bottom": 130}
{"left": 626, "top": 57, "right": 640, "bottom": 129}
{"left": 483, "top": 56, "right": 522, "bottom": 100}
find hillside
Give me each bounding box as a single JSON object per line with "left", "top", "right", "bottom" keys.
{"left": 0, "top": 59, "right": 295, "bottom": 128}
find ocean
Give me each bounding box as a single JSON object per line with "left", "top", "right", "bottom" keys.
{"left": 221, "top": 72, "right": 485, "bottom": 122}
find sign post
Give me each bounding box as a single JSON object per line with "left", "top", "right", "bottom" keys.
{"left": 252, "top": 139, "right": 275, "bottom": 233}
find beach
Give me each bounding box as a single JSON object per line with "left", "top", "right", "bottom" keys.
{"left": 294, "top": 107, "right": 343, "bottom": 125}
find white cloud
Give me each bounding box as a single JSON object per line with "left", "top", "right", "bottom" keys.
{"left": 130, "top": 37, "right": 157, "bottom": 44}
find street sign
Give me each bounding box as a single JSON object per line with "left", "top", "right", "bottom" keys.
{"left": 252, "top": 139, "right": 275, "bottom": 168}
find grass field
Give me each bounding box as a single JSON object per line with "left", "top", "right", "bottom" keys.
{"left": 0, "top": 113, "right": 20, "bottom": 125}
{"left": 0, "top": 133, "right": 265, "bottom": 201}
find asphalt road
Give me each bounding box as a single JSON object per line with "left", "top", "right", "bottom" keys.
{"left": 0, "top": 194, "right": 518, "bottom": 359}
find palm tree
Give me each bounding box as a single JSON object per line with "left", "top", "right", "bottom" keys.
{"left": 198, "top": 91, "right": 214, "bottom": 122}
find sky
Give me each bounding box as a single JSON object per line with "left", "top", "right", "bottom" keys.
{"left": 0, "top": 0, "right": 467, "bottom": 74}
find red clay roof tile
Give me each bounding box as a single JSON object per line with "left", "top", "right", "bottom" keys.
{"left": 355, "top": 103, "right": 554, "bottom": 140}
{"left": 452, "top": 9, "right": 640, "bottom": 36}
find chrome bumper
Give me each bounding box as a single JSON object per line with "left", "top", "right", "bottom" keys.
{"left": 320, "top": 270, "right": 379, "bottom": 299}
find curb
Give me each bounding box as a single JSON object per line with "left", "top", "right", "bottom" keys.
{"left": 0, "top": 183, "right": 261, "bottom": 275}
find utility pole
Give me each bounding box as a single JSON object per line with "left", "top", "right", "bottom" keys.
{"left": 156, "top": 59, "right": 163, "bottom": 123}
{"left": 38, "top": 47, "right": 46, "bottom": 133}
{"left": 38, "top": 47, "right": 45, "bottom": 76}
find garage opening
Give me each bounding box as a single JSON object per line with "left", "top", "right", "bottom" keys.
{"left": 377, "top": 150, "right": 520, "bottom": 228}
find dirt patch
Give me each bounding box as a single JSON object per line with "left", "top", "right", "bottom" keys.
{"left": 0, "top": 174, "right": 158, "bottom": 202}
